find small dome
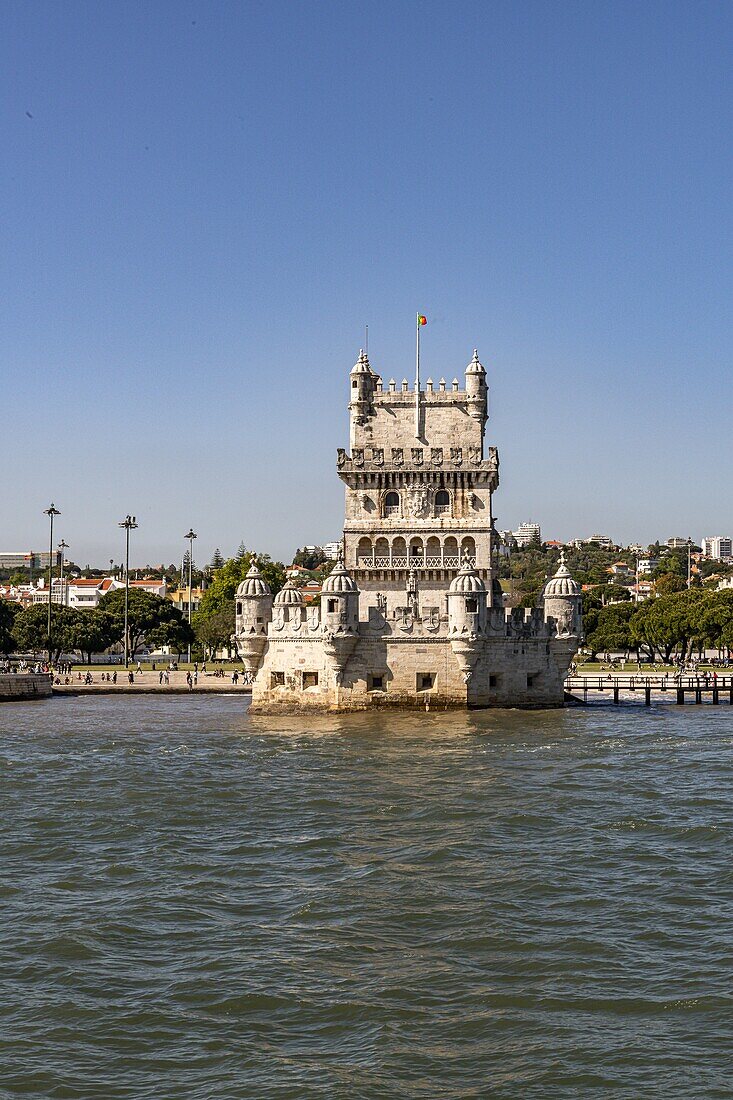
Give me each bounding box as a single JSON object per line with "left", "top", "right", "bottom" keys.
{"left": 449, "top": 557, "right": 487, "bottom": 595}
{"left": 350, "top": 349, "right": 373, "bottom": 375}
{"left": 465, "top": 348, "right": 486, "bottom": 375}
{"left": 236, "top": 561, "right": 272, "bottom": 598}
{"left": 273, "top": 579, "right": 305, "bottom": 607}
{"left": 544, "top": 552, "right": 581, "bottom": 598}
{"left": 321, "top": 553, "right": 359, "bottom": 595}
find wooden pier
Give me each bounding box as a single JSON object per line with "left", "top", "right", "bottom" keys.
{"left": 565, "top": 674, "right": 733, "bottom": 706}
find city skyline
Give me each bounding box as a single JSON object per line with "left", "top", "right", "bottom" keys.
{"left": 2, "top": 2, "right": 731, "bottom": 562}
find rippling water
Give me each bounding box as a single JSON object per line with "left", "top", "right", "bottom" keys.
{"left": 1, "top": 696, "right": 732, "bottom": 1098}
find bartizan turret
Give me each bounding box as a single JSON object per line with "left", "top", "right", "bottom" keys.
{"left": 348, "top": 349, "right": 376, "bottom": 446}
{"left": 542, "top": 551, "right": 582, "bottom": 638}
{"left": 320, "top": 551, "right": 360, "bottom": 686}
{"left": 234, "top": 561, "right": 273, "bottom": 677}
{"left": 465, "top": 349, "right": 488, "bottom": 439}
{"left": 448, "top": 555, "right": 487, "bottom": 683}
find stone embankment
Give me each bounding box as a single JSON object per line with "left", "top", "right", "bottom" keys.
{"left": 52, "top": 670, "right": 251, "bottom": 696}
{"left": 0, "top": 673, "right": 53, "bottom": 701}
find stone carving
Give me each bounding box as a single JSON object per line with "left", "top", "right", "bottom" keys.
{"left": 450, "top": 447, "right": 463, "bottom": 465}
{"left": 468, "top": 446, "right": 481, "bottom": 465}
{"left": 376, "top": 592, "right": 387, "bottom": 613}
{"left": 336, "top": 448, "right": 347, "bottom": 468}
{"left": 431, "top": 447, "right": 443, "bottom": 466}
{"left": 352, "top": 448, "right": 364, "bottom": 467}
{"left": 411, "top": 447, "right": 424, "bottom": 466}
{"left": 406, "top": 568, "right": 419, "bottom": 618}
{"left": 392, "top": 448, "right": 404, "bottom": 466}
{"left": 405, "top": 489, "right": 430, "bottom": 519}
{"left": 372, "top": 447, "right": 384, "bottom": 466}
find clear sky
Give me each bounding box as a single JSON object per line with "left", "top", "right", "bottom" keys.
{"left": 2, "top": 1, "right": 731, "bottom": 568}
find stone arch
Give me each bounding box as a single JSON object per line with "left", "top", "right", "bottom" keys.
{"left": 357, "top": 536, "right": 373, "bottom": 562}
{"left": 426, "top": 536, "right": 441, "bottom": 562}
{"left": 461, "top": 536, "right": 476, "bottom": 562}
{"left": 435, "top": 488, "right": 451, "bottom": 516}
{"left": 444, "top": 536, "right": 459, "bottom": 561}
{"left": 375, "top": 536, "right": 389, "bottom": 560}
{"left": 409, "top": 536, "right": 424, "bottom": 562}
{"left": 383, "top": 490, "right": 400, "bottom": 517}
{"left": 392, "top": 536, "right": 407, "bottom": 563}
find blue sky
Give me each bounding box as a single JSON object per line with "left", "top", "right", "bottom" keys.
{"left": 2, "top": 1, "right": 731, "bottom": 567}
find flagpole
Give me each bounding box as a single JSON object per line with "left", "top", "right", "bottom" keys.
{"left": 415, "top": 312, "right": 420, "bottom": 438}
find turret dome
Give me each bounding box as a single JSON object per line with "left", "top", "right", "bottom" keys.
{"left": 543, "top": 552, "right": 581, "bottom": 598}
{"left": 449, "top": 557, "right": 487, "bottom": 594}
{"left": 236, "top": 561, "right": 272, "bottom": 598}
{"left": 465, "top": 348, "right": 486, "bottom": 376}
{"left": 321, "top": 551, "right": 359, "bottom": 595}
{"left": 273, "top": 579, "right": 305, "bottom": 607}
{"left": 350, "top": 349, "right": 373, "bottom": 376}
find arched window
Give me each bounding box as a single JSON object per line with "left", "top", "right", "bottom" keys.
{"left": 384, "top": 491, "right": 400, "bottom": 517}
{"left": 435, "top": 489, "right": 450, "bottom": 515}
{"left": 236, "top": 602, "right": 242, "bottom": 615}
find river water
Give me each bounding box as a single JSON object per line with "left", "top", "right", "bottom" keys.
{"left": 1, "top": 696, "right": 731, "bottom": 1099}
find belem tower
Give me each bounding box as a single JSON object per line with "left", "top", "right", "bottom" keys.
{"left": 235, "top": 346, "right": 582, "bottom": 712}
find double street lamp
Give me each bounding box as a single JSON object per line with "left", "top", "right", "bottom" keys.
{"left": 43, "top": 504, "right": 60, "bottom": 663}
{"left": 184, "top": 528, "right": 197, "bottom": 664}
{"left": 118, "top": 515, "right": 138, "bottom": 668}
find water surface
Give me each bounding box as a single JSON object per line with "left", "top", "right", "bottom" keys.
{"left": 1, "top": 697, "right": 731, "bottom": 1098}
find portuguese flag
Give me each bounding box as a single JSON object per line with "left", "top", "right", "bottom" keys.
{"left": 418, "top": 314, "right": 427, "bottom": 326}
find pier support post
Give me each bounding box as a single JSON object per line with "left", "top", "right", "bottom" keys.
{"left": 676, "top": 688, "right": 685, "bottom": 705}
{"left": 695, "top": 689, "right": 702, "bottom": 704}
{"left": 644, "top": 686, "right": 651, "bottom": 706}
{"left": 613, "top": 685, "right": 619, "bottom": 704}
{"left": 713, "top": 687, "right": 719, "bottom": 705}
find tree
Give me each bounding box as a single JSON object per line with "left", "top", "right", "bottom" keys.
{"left": 66, "top": 610, "right": 117, "bottom": 664}
{"left": 193, "top": 608, "right": 235, "bottom": 659}
{"left": 653, "top": 573, "right": 687, "bottom": 596}
{"left": 98, "top": 588, "right": 191, "bottom": 658}
{"left": 12, "top": 605, "right": 79, "bottom": 661}
{"left": 0, "top": 599, "right": 20, "bottom": 653}
{"left": 210, "top": 548, "right": 224, "bottom": 571}
{"left": 630, "top": 590, "right": 706, "bottom": 663}
{"left": 586, "top": 603, "right": 635, "bottom": 657}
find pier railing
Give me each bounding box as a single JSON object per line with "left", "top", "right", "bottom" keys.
{"left": 565, "top": 674, "right": 733, "bottom": 705}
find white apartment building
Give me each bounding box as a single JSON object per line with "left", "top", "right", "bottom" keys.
{"left": 701, "top": 537, "right": 732, "bottom": 561}
{"left": 513, "top": 521, "right": 542, "bottom": 546}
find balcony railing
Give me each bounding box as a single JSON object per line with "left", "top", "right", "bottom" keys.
{"left": 357, "top": 555, "right": 469, "bottom": 570}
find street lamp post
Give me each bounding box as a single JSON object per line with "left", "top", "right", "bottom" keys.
{"left": 687, "top": 537, "right": 692, "bottom": 589}
{"left": 118, "top": 516, "right": 138, "bottom": 668}
{"left": 58, "top": 539, "right": 69, "bottom": 607}
{"left": 184, "top": 529, "right": 197, "bottom": 664}
{"left": 43, "top": 504, "right": 60, "bottom": 663}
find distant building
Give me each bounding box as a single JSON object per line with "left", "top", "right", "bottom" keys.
{"left": 0, "top": 550, "right": 61, "bottom": 572}
{"left": 637, "top": 558, "right": 659, "bottom": 575}
{"left": 513, "top": 521, "right": 541, "bottom": 547}
{"left": 667, "top": 537, "right": 689, "bottom": 550}
{"left": 585, "top": 534, "right": 615, "bottom": 550}
{"left": 322, "top": 541, "right": 342, "bottom": 561}
{"left": 701, "top": 536, "right": 732, "bottom": 561}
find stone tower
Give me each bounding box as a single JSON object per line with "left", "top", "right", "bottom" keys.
{"left": 337, "top": 349, "right": 499, "bottom": 618}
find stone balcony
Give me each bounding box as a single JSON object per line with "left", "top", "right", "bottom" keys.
{"left": 357, "top": 555, "right": 467, "bottom": 570}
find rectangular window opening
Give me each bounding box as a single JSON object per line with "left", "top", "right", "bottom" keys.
{"left": 417, "top": 673, "right": 436, "bottom": 692}
{"left": 303, "top": 671, "right": 319, "bottom": 689}
{"left": 466, "top": 598, "right": 478, "bottom": 613}
{"left": 369, "top": 674, "right": 385, "bottom": 692}
{"left": 489, "top": 675, "right": 498, "bottom": 688}
{"left": 271, "top": 672, "right": 285, "bottom": 688}
{"left": 327, "top": 598, "right": 338, "bottom": 613}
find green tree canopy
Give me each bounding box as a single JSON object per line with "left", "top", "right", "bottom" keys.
{"left": 586, "top": 603, "right": 635, "bottom": 657}
{"left": 0, "top": 599, "right": 20, "bottom": 654}
{"left": 98, "top": 588, "right": 192, "bottom": 657}
{"left": 12, "top": 605, "right": 80, "bottom": 661}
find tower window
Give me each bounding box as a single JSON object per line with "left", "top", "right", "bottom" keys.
{"left": 327, "top": 598, "right": 338, "bottom": 613}
{"left": 303, "top": 671, "right": 319, "bottom": 689}
{"left": 352, "top": 379, "right": 358, "bottom": 388}
{"left": 435, "top": 489, "right": 450, "bottom": 515}
{"left": 236, "top": 602, "right": 242, "bottom": 615}
{"left": 466, "top": 598, "right": 478, "bottom": 613}
{"left": 384, "top": 491, "right": 400, "bottom": 517}
{"left": 271, "top": 672, "right": 285, "bottom": 688}
{"left": 417, "top": 673, "right": 436, "bottom": 691}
